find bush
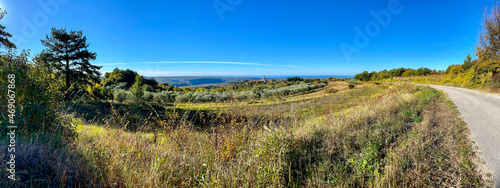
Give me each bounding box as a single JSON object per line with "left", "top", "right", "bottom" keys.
{"left": 216, "top": 92, "right": 232, "bottom": 102}
{"left": 153, "top": 91, "right": 175, "bottom": 103}
{"left": 0, "top": 51, "right": 75, "bottom": 138}
{"left": 87, "top": 83, "right": 112, "bottom": 100}
{"left": 201, "top": 92, "right": 217, "bottom": 102}
{"left": 175, "top": 93, "right": 193, "bottom": 103}
{"left": 127, "top": 91, "right": 136, "bottom": 101}
{"left": 106, "top": 82, "right": 127, "bottom": 90}
{"left": 142, "top": 91, "right": 154, "bottom": 102}
{"left": 325, "top": 88, "right": 338, "bottom": 93}
{"left": 143, "top": 84, "right": 154, "bottom": 92}
{"left": 348, "top": 79, "right": 361, "bottom": 85}
{"left": 234, "top": 92, "right": 248, "bottom": 101}
{"left": 113, "top": 89, "right": 128, "bottom": 102}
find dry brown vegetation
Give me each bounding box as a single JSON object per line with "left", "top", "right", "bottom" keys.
{"left": 0, "top": 83, "right": 488, "bottom": 187}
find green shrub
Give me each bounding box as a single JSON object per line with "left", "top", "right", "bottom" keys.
{"left": 142, "top": 91, "right": 154, "bottom": 102}
{"left": 153, "top": 91, "right": 175, "bottom": 103}
{"left": 325, "top": 88, "right": 338, "bottom": 93}
{"left": 113, "top": 89, "right": 128, "bottom": 102}
{"left": 216, "top": 92, "right": 232, "bottom": 102}
{"left": 0, "top": 51, "right": 75, "bottom": 139}
{"left": 130, "top": 75, "right": 144, "bottom": 101}
{"left": 234, "top": 92, "right": 248, "bottom": 101}
{"left": 143, "top": 84, "right": 154, "bottom": 92}
{"left": 106, "top": 82, "right": 127, "bottom": 90}
{"left": 175, "top": 93, "right": 193, "bottom": 103}
{"left": 348, "top": 79, "right": 361, "bottom": 85}
{"left": 87, "top": 83, "right": 113, "bottom": 100}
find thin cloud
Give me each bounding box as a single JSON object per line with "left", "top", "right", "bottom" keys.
{"left": 134, "top": 61, "right": 300, "bottom": 68}
{"left": 260, "top": 64, "right": 299, "bottom": 68}
{"left": 96, "top": 63, "right": 129, "bottom": 66}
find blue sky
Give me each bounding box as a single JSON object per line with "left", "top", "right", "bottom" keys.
{"left": 1, "top": 0, "right": 494, "bottom": 76}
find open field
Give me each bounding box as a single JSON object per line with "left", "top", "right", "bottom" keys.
{"left": 1, "top": 82, "right": 489, "bottom": 187}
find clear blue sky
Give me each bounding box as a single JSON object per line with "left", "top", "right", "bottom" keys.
{"left": 1, "top": 0, "right": 494, "bottom": 76}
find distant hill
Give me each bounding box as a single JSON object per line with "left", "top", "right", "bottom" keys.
{"left": 148, "top": 76, "right": 261, "bottom": 87}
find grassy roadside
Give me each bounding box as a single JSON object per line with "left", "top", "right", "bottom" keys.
{"left": 382, "top": 75, "right": 500, "bottom": 95}
{"left": 0, "top": 83, "right": 488, "bottom": 187}
{"left": 285, "top": 84, "right": 487, "bottom": 187}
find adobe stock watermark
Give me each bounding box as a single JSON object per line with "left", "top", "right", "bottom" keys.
{"left": 213, "top": 0, "right": 243, "bottom": 21}
{"left": 11, "top": 0, "right": 71, "bottom": 45}
{"left": 339, "top": 0, "right": 407, "bottom": 62}
{"left": 6, "top": 74, "right": 17, "bottom": 181}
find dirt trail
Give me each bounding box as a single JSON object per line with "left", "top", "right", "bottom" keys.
{"left": 429, "top": 85, "right": 500, "bottom": 187}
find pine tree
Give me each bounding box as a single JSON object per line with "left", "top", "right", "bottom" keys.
{"left": 0, "top": 8, "right": 16, "bottom": 49}
{"left": 463, "top": 54, "right": 472, "bottom": 71}
{"left": 131, "top": 75, "right": 144, "bottom": 101}
{"left": 40, "top": 28, "right": 101, "bottom": 98}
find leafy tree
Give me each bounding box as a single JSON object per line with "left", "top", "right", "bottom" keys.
{"left": 143, "top": 84, "right": 154, "bottom": 92}
{"left": 379, "top": 72, "right": 390, "bottom": 79}
{"left": 369, "top": 71, "right": 378, "bottom": 80}
{"left": 402, "top": 70, "right": 416, "bottom": 77}
{"left": 287, "top": 76, "right": 303, "bottom": 82}
{"left": 477, "top": 2, "right": 500, "bottom": 76}
{"left": 304, "top": 78, "right": 315, "bottom": 83}
{"left": 104, "top": 68, "right": 159, "bottom": 90}
{"left": 354, "top": 71, "right": 371, "bottom": 81}
{"left": 39, "top": 28, "right": 101, "bottom": 97}
{"left": 167, "top": 85, "right": 175, "bottom": 91}
{"left": 0, "top": 8, "right": 15, "bottom": 49}
{"left": 143, "top": 78, "right": 159, "bottom": 90}
{"left": 416, "top": 67, "right": 432, "bottom": 76}
{"left": 388, "top": 67, "right": 407, "bottom": 77}
{"left": 104, "top": 68, "right": 138, "bottom": 88}
{"left": 446, "top": 65, "right": 462, "bottom": 74}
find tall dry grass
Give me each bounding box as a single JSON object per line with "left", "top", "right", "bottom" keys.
{"left": 283, "top": 84, "right": 485, "bottom": 187}
{"left": 1, "top": 83, "right": 487, "bottom": 187}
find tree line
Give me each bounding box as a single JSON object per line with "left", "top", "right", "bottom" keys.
{"left": 354, "top": 67, "right": 436, "bottom": 81}
{"left": 354, "top": 2, "right": 500, "bottom": 90}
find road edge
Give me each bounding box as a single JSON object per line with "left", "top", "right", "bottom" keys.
{"left": 429, "top": 85, "right": 496, "bottom": 187}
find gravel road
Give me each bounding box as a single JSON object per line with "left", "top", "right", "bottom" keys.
{"left": 429, "top": 85, "right": 500, "bottom": 187}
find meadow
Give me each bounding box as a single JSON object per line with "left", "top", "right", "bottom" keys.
{"left": 0, "top": 79, "right": 489, "bottom": 187}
